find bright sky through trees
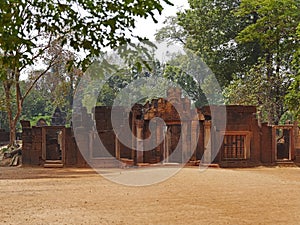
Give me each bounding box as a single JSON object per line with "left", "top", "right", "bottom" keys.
{"left": 133, "top": 0, "right": 189, "bottom": 41}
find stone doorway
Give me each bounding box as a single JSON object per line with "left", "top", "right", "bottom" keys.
{"left": 274, "top": 126, "right": 293, "bottom": 161}
{"left": 163, "top": 125, "right": 182, "bottom": 163}
{"left": 42, "top": 127, "right": 65, "bottom": 163}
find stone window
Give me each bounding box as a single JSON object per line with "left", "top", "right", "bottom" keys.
{"left": 220, "top": 131, "right": 251, "bottom": 160}
{"left": 223, "top": 135, "right": 246, "bottom": 159}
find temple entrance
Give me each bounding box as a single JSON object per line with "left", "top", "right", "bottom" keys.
{"left": 42, "top": 127, "right": 65, "bottom": 164}
{"left": 274, "top": 126, "right": 293, "bottom": 161}
{"left": 164, "top": 125, "right": 182, "bottom": 163}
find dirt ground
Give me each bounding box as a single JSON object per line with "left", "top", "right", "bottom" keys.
{"left": 1, "top": 166, "right": 300, "bottom": 225}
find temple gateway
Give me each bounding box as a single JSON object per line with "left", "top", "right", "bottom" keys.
{"left": 22, "top": 88, "right": 300, "bottom": 168}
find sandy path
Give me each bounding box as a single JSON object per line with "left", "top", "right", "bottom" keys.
{"left": 1, "top": 166, "right": 300, "bottom": 225}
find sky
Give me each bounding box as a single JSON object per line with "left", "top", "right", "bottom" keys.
{"left": 21, "top": 1, "right": 190, "bottom": 80}
{"left": 131, "top": 0, "right": 190, "bottom": 62}
{"left": 133, "top": 0, "right": 189, "bottom": 41}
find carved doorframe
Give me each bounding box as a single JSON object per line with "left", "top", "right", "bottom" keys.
{"left": 272, "top": 125, "right": 294, "bottom": 161}
{"left": 42, "top": 126, "right": 65, "bottom": 163}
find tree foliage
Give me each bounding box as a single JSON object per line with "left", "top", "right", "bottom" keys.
{"left": 155, "top": 16, "right": 187, "bottom": 45}
{"left": 80, "top": 47, "right": 169, "bottom": 109}
{"left": 285, "top": 23, "right": 300, "bottom": 121}
{"left": 0, "top": 0, "right": 172, "bottom": 144}
{"left": 156, "top": 0, "right": 260, "bottom": 87}
{"left": 156, "top": 0, "right": 300, "bottom": 124}
{"left": 21, "top": 44, "right": 82, "bottom": 126}
{"left": 232, "top": 0, "right": 300, "bottom": 124}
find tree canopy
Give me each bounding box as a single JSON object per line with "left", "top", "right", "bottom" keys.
{"left": 156, "top": 0, "right": 300, "bottom": 124}
{"left": 232, "top": 0, "right": 299, "bottom": 124}
{"left": 156, "top": 0, "right": 261, "bottom": 87}
{"left": 0, "top": 0, "right": 172, "bottom": 145}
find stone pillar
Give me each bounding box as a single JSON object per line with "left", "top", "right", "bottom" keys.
{"left": 295, "top": 125, "right": 300, "bottom": 162}
{"left": 164, "top": 127, "right": 170, "bottom": 163}
{"left": 115, "top": 135, "right": 121, "bottom": 160}
{"left": 191, "top": 120, "right": 199, "bottom": 161}
{"left": 21, "top": 128, "right": 32, "bottom": 165}
{"left": 136, "top": 120, "right": 144, "bottom": 164}
{"left": 181, "top": 121, "right": 190, "bottom": 163}
{"left": 271, "top": 126, "right": 276, "bottom": 162}
{"left": 42, "top": 127, "right": 46, "bottom": 161}
{"left": 156, "top": 120, "right": 163, "bottom": 163}
{"left": 131, "top": 112, "right": 136, "bottom": 161}
{"left": 203, "top": 121, "right": 212, "bottom": 164}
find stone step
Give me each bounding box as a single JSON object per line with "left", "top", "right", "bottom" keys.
{"left": 44, "top": 160, "right": 64, "bottom": 168}
{"left": 44, "top": 163, "right": 64, "bottom": 168}
{"left": 219, "top": 160, "right": 260, "bottom": 168}
{"left": 45, "top": 160, "right": 63, "bottom": 164}
{"left": 276, "top": 160, "right": 297, "bottom": 167}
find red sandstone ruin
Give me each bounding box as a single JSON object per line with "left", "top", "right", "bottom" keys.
{"left": 21, "top": 88, "right": 300, "bottom": 168}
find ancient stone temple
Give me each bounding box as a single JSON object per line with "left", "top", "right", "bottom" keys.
{"left": 51, "top": 107, "right": 66, "bottom": 126}
{"left": 22, "top": 88, "right": 300, "bottom": 168}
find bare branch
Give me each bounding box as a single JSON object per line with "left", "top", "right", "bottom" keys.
{"left": 22, "top": 54, "right": 59, "bottom": 103}
{"left": 19, "top": 34, "right": 54, "bottom": 72}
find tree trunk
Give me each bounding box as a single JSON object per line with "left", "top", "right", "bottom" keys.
{"left": 3, "top": 81, "right": 14, "bottom": 146}
{"left": 9, "top": 122, "right": 16, "bottom": 146}
{"left": 3, "top": 71, "right": 23, "bottom": 146}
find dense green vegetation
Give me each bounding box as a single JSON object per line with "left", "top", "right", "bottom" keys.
{"left": 0, "top": 0, "right": 299, "bottom": 145}
{"left": 156, "top": 0, "right": 300, "bottom": 124}
{"left": 0, "top": 0, "right": 172, "bottom": 145}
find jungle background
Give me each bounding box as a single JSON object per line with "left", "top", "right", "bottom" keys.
{"left": 0, "top": 0, "right": 299, "bottom": 144}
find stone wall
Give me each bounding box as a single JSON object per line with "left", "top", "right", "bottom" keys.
{"left": 294, "top": 125, "right": 300, "bottom": 163}
{"left": 21, "top": 128, "right": 32, "bottom": 165}
{"left": 260, "top": 123, "right": 273, "bottom": 164}
{"left": 22, "top": 126, "right": 84, "bottom": 167}
{"left": 0, "top": 129, "right": 9, "bottom": 145}
{"left": 20, "top": 89, "right": 300, "bottom": 168}
{"left": 201, "top": 105, "right": 263, "bottom": 167}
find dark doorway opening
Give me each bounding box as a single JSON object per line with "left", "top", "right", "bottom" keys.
{"left": 275, "top": 128, "right": 291, "bottom": 161}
